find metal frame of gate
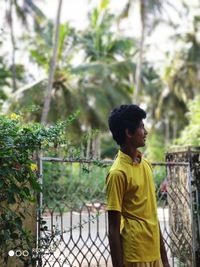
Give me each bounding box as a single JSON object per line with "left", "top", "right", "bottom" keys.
{"left": 36, "top": 157, "right": 196, "bottom": 267}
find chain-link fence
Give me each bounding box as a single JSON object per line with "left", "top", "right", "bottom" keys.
{"left": 36, "top": 157, "right": 195, "bottom": 267}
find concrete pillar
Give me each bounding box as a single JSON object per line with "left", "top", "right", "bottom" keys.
{"left": 166, "top": 146, "right": 200, "bottom": 267}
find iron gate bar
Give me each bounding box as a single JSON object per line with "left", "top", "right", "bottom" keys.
{"left": 36, "top": 154, "right": 43, "bottom": 267}
{"left": 40, "top": 156, "right": 190, "bottom": 166}
{"left": 188, "top": 166, "right": 196, "bottom": 266}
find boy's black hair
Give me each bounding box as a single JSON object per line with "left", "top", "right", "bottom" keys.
{"left": 108, "top": 104, "right": 146, "bottom": 145}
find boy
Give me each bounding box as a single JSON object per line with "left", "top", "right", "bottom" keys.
{"left": 106, "top": 105, "right": 170, "bottom": 267}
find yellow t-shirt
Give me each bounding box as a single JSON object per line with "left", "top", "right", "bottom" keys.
{"left": 106, "top": 150, "right": 160, "bottom": 263}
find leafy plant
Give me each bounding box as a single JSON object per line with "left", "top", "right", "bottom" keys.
{"left": 0, "top": 113, "right": 70, "bottom": 266}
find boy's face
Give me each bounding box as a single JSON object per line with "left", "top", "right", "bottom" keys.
{"left": 128, "top": 120, "right": 148, "bottom": 148}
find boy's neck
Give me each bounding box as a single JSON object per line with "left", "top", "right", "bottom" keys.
{"left": 120, "top": 145, "right": 138, "bottom": 162}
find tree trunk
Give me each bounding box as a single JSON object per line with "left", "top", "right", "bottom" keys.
{"left": 133, "top": 0, "right": 145, "bottom": 104}
{"left": 92, "top": 135, "right": 101, "bottom": 159}
{"left": 41, "top": 0, "right": 63, "bottom": 124}
{"left": 86, "top": 131, "right": 91, "bottom": 158}
{"left": 172, "top": 115, "right": 178, "bottom": 140}
{"left": 165, "top": 116, "right": 170, "bottom": 144}
{"left": 9, "top": 0, "right": 17, "bottom": 92}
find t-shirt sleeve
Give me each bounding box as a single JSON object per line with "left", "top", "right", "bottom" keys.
{"left": 144, "top": 158, "right": 153, "bottom": 171}
{"left": 106, "top": 170, "right": 126, "bottom": 212}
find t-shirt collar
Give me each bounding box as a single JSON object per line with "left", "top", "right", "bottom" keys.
{"left": 118, "top": 150, "right": 142, "bottom": 165}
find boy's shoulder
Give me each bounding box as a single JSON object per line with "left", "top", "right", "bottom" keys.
{"left": 142, "top": 157, "right": 153, "bottom": 170}
{"left": 106, "top": 168, "right": 127, "bottom": 185}
{"left": 108, "top": 157, "right": 128, "bottom": 179}
{"left": 110, "top": 155, "right": 126, "bottom": 171}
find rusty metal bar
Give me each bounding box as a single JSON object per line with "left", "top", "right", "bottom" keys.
{"left": 40, "top": 156, "right": 189, "bottom": 166}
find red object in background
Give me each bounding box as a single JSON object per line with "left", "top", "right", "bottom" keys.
{"left": 160, "top": 179, "right": 168, "bottom": 193}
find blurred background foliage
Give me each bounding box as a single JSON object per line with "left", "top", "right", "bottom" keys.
{"left": 0, "top": 0, "right": 200, "bottom": 161}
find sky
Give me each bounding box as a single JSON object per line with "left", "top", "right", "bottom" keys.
{"left": 38, "top": 0, "right": 132, "bottom": 28}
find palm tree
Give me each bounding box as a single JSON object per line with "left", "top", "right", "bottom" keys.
{"left": 118, "top": 0, "right": 169, "bottom": 103}
{"left": 166, "top": 27, "right": 200, "bottom": 100}
{"left": 135, "top": 0, "right": 165, "bottom": 103}
{"left": 155, "top": 14, "right": 200, "bottom": 143}
{"left": 133, "top": 0, "right": 145, "bottom": 104}
{"left": 30, "top": 2, "right": 136, "bottom": 129}
{"left": 7, "top": 4, "right": 136, "bottom": 156}
{"left": 4, "top": 0, "right": 45, "bottom": 92}
{"left": 6, "top": 0, "right": 17, "bottom": 91}
{"left": 41, "top": 0, "right": 63, "bottom": 124}
{"left": 7, "top": 0, "right": 168, "bottom": 157}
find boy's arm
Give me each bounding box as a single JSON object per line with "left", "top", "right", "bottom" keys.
{"left": 159, "top": 224, "right": 171, "bottom": 267}
{"left": 108, "top": 210, "right": 123, "bottom": 267}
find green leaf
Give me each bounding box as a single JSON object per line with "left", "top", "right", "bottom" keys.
{"left": 29, "top": 176, "right": 42, "bottom": 192}
{"left": 22, "top": 186, "right": 31, "bottom": 197}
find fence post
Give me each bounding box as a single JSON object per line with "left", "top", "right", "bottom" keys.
{"left": 166, "top": 146, "right": 200, "bottom": 267}
{"left": 36, "top": 152, "right": 43, "bottom": 267}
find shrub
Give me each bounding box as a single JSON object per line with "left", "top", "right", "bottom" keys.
{"left": 42, "top": 160, "right": 110, "bottom": 210}
{"left": 0, "top": 113, "right": 68, "bottom": 266}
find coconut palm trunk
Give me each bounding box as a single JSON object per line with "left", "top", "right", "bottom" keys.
{"left": 9, "top": 0, "right": 17, "bottom": 92}
{"left": 41, "top": 0, "right": 63, "bottom": 124}
{"left": 5, "top": 0, "right": 45, "bottom": 92}
{"left": 133, "top": 0, "right": 145, "bottom": 104}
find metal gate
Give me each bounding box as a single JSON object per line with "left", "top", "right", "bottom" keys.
{"left": 36, "top": 157, "right": 195, "bottom": 267}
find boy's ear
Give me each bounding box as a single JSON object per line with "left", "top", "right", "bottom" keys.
{"left": 125, "top": 128, "right": 133, "bottom": 138}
